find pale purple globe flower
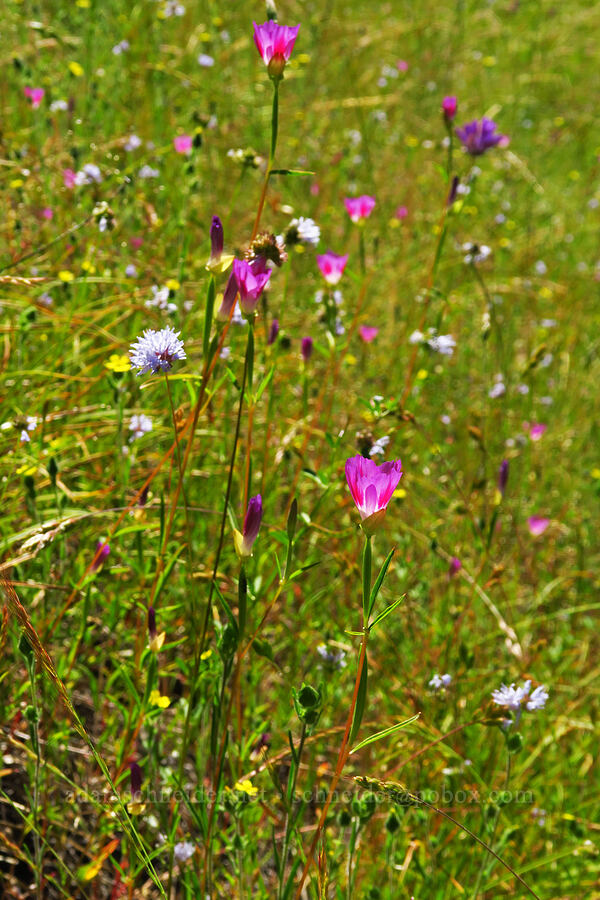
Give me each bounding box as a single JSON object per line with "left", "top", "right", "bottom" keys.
{"left": 129, "top": 326, "right": 186, "bottom": 375}
{"left": 455, "top": 118, "right": 509, "bottom": 155}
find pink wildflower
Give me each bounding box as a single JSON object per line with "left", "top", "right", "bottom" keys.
{"left": 63, "top": 168, "right": 77, "bottom": 189}
{"left": 344, "top": 195, "right": 376, "bottom": 224}
{"left": 395, "top": 205, "right": 408, "bottom": 220}
{"left": 24, "top": 86, "right": 45, "bottom": 109}
{"left": 253, "top": 21, "right": 300, "bottom": 79}
{"left": 173, "top": 135, "right": 193, "bottom": 154}
{"left": 527, "top": 516, "right": 550, "bottom": 537}
{"left": 233, "top": 258, "right": 271, "bottom": 315}
{"left": 359, "top": 326, "right": 378, "bottom": 343}
{"left": 529, "top": 424, "right": 547, "bottom": 442}
{"left": 316, "top": 251, "right": 348, "bottom": 286}
{"left": 345, "top": 454, "right": 403, "bottom": 533}
{"left": 442, "top": 95, "right": 457, "bottom": 121}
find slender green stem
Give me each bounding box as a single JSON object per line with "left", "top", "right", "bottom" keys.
{"left": 471, "top": 745, "right": 512, "bottom": 898}
{"left": 270, "top": 80, "right": 279, "bottom": 164}
{"left": 362, "top": 535, "right": 372, "bottom": 626}
{"left": 277, "top": 723, "right": 307, "bottom": 900}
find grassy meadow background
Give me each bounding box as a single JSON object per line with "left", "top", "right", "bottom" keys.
{"left": 1, "top": 0, "right": 599, "bottom": 897}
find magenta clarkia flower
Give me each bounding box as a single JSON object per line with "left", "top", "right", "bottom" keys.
{"left": 317, "top": 251, "right": 348, "bottom": 286}
{"left": 359, "top": 326, "right": 378, "bottom": 343}
{"left": 301, "top": 336, "right": 313, "bottom": 362}
{"left": 233, "top": 258, "right": 271, "bottom": 315}
{"left": 24, "top": 86, "right": 45, "bottom": 108}
{"left": 455, "top": 118, "right": 509, "bottom": 155}
{"left": 442, "top": 95, "right": 457, "bottom": 121}
{"left": 528, "top": 516, "right": 550, "bottom": 537}
{"left": 173, "top": 134, "right": 193, "bottom": 154}
{"left": 253, "top": 21, "right": 300, "bottom": 79}
{"left": 395, "top": 205, "right": 408, "bottom": 220}
{"left": 345, "top": 454, "right": 403, "bottom": 531}
{"left": 344, "top": 195, "right": 376, "bottom": 224}
{"left": 529, "top": 424, "right": 547, "bottom": 442}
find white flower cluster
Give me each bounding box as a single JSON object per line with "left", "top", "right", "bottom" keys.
{"left": 409, "top": 328, "right": 456, "bottom": 356}
{"left": 146, "top": 285, "right": 176, "bottom": 314}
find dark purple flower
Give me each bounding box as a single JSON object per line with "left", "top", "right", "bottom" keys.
{"left": 148, "top": 606, "right": 157, "bottom": 641}
{"left": 449, "top": 557, "right": 462, "bottom": 577}
{"left": 210, "top": 216, "right": 223, "bottom": 261}
{"left": 268, "top": 318, "right": 279, "bottom": 345}
{"left": 301, "top": 336, "right": 313, "bottom": 363}
{"left": 129, "top": 761, "right": 142, "bottom": 801}
{"left": 91, "top": 541, "right": 110, "bottom": 572}
{"left": 234, "top": 495, "right": 263, "bottom": 558}
{"left": 455, "top": 118, "right": 509, "bottom": 155}
{"left": 498, "top": 459, "right": 509, "bottom": 497}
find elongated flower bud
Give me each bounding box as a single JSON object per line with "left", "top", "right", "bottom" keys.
{"left": 234, "top": 495, "right": 263, "bottom": 558}
{"left": 210, "top": 215, "right": 223, "bottom": 261}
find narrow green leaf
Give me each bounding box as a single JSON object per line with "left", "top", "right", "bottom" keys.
{"left": 269, "top": 168, "right": 316, "bottom": 177}
{"left": 350, "top": 713, "right": 420, "bottom": 754}
{"left": 349, "top": 652, "right": 368, "bottom": 744}
{"left": 369, "top": 594, "right": 405, "bottom": 631}
{"left": 254, "top": 365, "right": 274, "bottom": 403}
{"left": 212, "top": 582, "right": 237, "bottom": 632}
{"left": 368, "top": 546, "right": 395, "bottom": 619}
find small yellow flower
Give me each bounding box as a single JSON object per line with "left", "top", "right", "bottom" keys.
{"left": 405, "top": 135, "right": 419, "bottom": 148}
{"left": 76, "top": 0, "right": 91, "bottom": 7}
{"left": 10, "top": 178, "right": 24, "bottom": 189}
{"left": 81, "top": 260, "right": 96, "bottom": 274}
{"left": 553, "top": 116, "right": 565, "bottom": 127}
{"left": 200, "top": 649, "right": 212, "bottom": 661}
{"left": 149, "top": 689, "right": 170, "bottom": 709}
{"left": 591, "top": 468, "right": 600, "bottom": 480}
{"left": 297, "top": 53, "right": 311, "bottom": 64}
{"left": 17, "top": 463, "right": 37, "bottom": 476}
{"left": 105, "top": 354, "right": 131, "bottom": 373}
{"left": 417, "top": 368, "right": 428, "bottom": 380}
{"left": 165, "top": 278, "right": 180, "bottom": 291}
{"left": 234, "top": 779, "right": 258, "bottom": 796}
{"left": 538, "top": 286, "right": 553, "bottom": 300}
{"left": 394, "top": 488, "right": 407, "bottom": 499}
{"left": 344, "top": 354, "right": 357, "bottom": 366}
{"left": 68, "top": 61, "right": 85, "bottom": 77}
{"left": 58, "top": 270, "right": 75, "bottom": 283}
{"left": 483, "top": 55, "right": 496, "bottom": 66}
